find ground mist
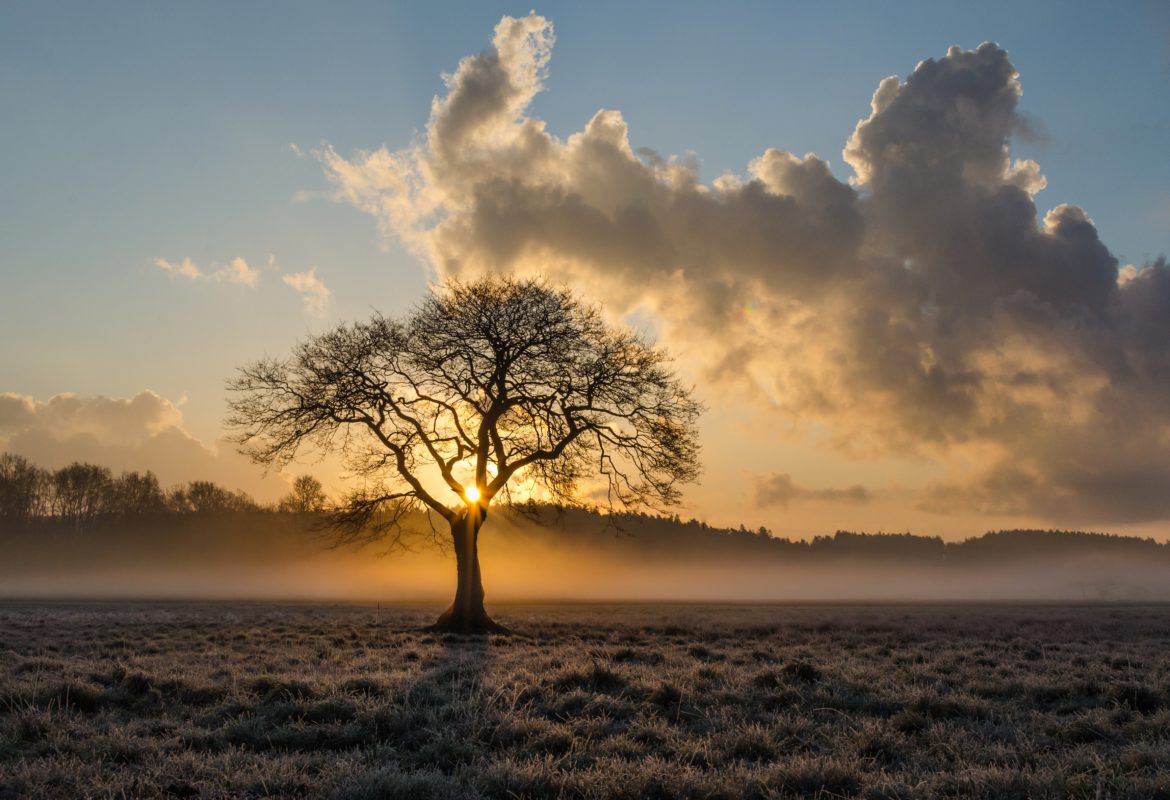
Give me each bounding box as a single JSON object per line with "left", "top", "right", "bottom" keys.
{"left": 2, "top": 508, "right": 1169, "bottom": 603}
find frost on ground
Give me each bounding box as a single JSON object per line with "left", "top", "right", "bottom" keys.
{"left": 1, "top": 602, "right": 1168, "bottom": 799}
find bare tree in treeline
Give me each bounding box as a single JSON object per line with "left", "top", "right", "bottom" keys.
{"left": 279, "top": 475, "right": 329, "bottom": 514}
{"left": 108, "top": 471, "right": 169, "bottom": 516}
{"left": 168, "top": 481, "right": 259, "bottom": 514}
{"left": 0, "top": 454, "right": 49, "bottom": 524}
{"left": 50, "top": 463, "right": 113, "bottom": 526}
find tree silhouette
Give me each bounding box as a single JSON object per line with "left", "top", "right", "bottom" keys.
{"left": 280, "top": 475, "right": 329, "bottom": 514}
{"left": 107, "top": 471, "right": 167, "bottom": 517}
{"left": 170, "top": 480, "right": 257, "bottom": 514}
{"left": 0, "top": 454, "right": 48, "bottom": 526}
{"left": 51, "top": 462, "right": 112, "bottom": 527}
{"left": 227, "top": 276, "right": 702, "bottom": 632}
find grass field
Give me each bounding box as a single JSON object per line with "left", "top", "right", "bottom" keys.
{"left": 1, "top": 602, "right": 1168, "bottom": 799}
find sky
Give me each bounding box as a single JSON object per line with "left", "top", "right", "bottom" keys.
{"left": 2, "top": 1, "right": 1169, "bottom": 539}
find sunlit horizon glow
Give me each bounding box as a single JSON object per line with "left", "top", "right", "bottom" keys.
{"left": 2, "top": 3, "right": 1169, "bottom": 541}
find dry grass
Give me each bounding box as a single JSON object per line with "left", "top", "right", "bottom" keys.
{"left": 1, "top": 602, "right": 1169, "bottom": 799}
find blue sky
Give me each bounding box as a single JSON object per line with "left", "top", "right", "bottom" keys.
{"left": 2, "top": 1, "right": 1168, "bottom": 533}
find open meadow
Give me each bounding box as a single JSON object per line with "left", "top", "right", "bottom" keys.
{"left": 1, "top": 602, "right": 1169, "bottom": 799}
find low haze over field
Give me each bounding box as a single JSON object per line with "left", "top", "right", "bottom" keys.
{"left": 4, "top": 494, "right": 1169, "bottom": 603}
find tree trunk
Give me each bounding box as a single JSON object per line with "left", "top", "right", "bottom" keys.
{"left": 431, "top": 507, "right": 506, "bottom": 634}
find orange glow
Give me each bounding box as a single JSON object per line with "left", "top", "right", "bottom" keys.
{"left": 464, "top": 485, "right": 481, "bottom": 503}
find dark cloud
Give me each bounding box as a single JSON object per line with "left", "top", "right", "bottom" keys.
{"left": 754, "top": 473, "right": 870, "bottom": 509}
{"left": 321, "top": 16, "right": 1170, "bottom": 523}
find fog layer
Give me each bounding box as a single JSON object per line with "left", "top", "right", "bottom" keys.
{"left": 3, "top": 511, "right": 1165, "bottom": 602}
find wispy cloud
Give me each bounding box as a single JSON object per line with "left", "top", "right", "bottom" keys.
{"left": 153, "top": 256, "right": 203, "bottom": 281}
{"left": 282, "top": 268, "right": 331, "bottom": 317}
{"left": 154, "top": 256, "right": 260, "bottom": 287}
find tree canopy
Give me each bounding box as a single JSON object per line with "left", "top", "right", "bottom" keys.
{"left": 227, "top": 275, "right": 703, "bottom": 631}
{"left": 229, "top": 276, "right": 701, "bottom": 533}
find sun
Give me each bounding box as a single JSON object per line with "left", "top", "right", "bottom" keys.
{"left": 464, "top": 485, "right": 481, "bottom": 503}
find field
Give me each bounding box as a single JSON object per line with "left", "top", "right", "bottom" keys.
{"left": 1, "top": 603, "right": 1168, "bottom": 799}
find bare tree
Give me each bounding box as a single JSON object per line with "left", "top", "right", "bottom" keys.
{"left": 168, "top": 481, "right": 258, "bottom": 514}
{"left": 108, "top": 471, "right": 167, "bottom": 517}
{"left": 0, "top": 454, "right": 49, "bottom": 528}
{"left": 228, "top": 276, "right": 702, "bottom": 632}
{"left": 280, "top": 474, "right": 329, "bottom": 514}
{"left": 51, "top": 463, "right": 112, "bottom": 528}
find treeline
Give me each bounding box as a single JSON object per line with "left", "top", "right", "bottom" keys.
{"left": 4, "top": 454, "right": 1168, "bottom": 562}
{"left": 0, "top": 454, "right": 326, "bottom": 528}
{"left": 514, "top": 504, "right": 1170, "bottom": 562}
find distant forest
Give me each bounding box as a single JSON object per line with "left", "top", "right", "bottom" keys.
{"left": 2, "top": 452, "right": 1168, "bottom": 564}
{"left": 0, "top": 453, "right": 326, "bottom": 525}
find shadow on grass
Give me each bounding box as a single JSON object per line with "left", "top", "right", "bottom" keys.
{"left": 332, "top": 632, "right": 502, "bottom": 799}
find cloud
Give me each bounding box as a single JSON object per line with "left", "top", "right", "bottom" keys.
{"left": 0, "top": 391, "right": 182, "bottom": 444}
{"left": 0, "top": 391, "right": 287, "bottom": 501}
{"left": 754, "top": 473, "right": 870, "bottom": 509}
{"left": 220, "top": 257, "right": 261, "bottom": 287}
{"left": 154, "top": 253, "right": 330, "bottom": 316}
{"left": 282, "top": 268, "right": 331, "bottom": 317}
{"left": 154, "top": 256, "right": 261, "bottom": 287}
{"left": 152, "top": 256, "right": 204, "bottom": 281}
{"left": 318, "top": 17, "right": 1170, "bottom": 524}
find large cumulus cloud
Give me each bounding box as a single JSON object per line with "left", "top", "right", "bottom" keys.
{"left": 320, "top": 15, "right": 1170, "bottom": 524}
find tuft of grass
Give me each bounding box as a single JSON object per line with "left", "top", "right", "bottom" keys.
{"left": 646, "top": 681, "right": 683, "bottom": 708}
{"left": 251, "top": 677, "right": 316, "bottom": 703}
{"left": 341, "top": 677, "right": 384, "bottom": 698}
{"left": 891, "top": 709, "right": 930, "bottom": 735}
{"left": 552, "top": 663, "right": 627, "bottom": 694}
{"left": 38, "top": 682, "right": 106, "bottom": 714}
{"left": 1108, "top": 682, "right": 1162, "bottom": 714}
{"left": 783, "top": 660, "right": 822, "bottom": 684}
{"left": 12, "top": 708, "right": 54, "bottom": 743}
